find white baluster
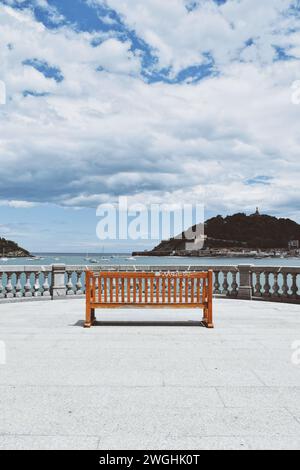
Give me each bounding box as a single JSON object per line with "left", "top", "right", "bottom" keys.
{"left": 254, "top": 271, "right": 262, "bottom": 296}
{"left": 33, "top": 273, "right": 41, "bottom": 297}
{"left": 75, "top": 271, "right": 83, "bottom": 295}
{"left": 291, "top": 273, "right": 298, "bottom": 299}
{"left": 24, "top": 272, "right": 33, "bottom": 297}
{"left": 273, "top": 272, "right": 280, "bottom": 297}
{"left": 15, "top": 273, "right": 23, "bottom": 298}
{"left": 214, "top": 270, "right": 220, "bottom": 294}
{"left": 66, "top": 272, "right": 74, "bottom": 295}
{"left": 42, "top": 272, "right": 50, "bottom": 297}
{"left": 231, "top": 271, "right": 238, "bottom": 296}
{"left": 282, "top": 272, "right": 289, "bottom": 298}
{"left": 5, "top": 273, "right": 14, "bottom": 298}
{"left": 263, "top": 272, "right": 271, "bottom": 297}
{"left": 222, "top": 271, "right": 229, "bottom": 296}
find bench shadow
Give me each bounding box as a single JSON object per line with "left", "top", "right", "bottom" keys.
{"left": 74, "top": 320, "right": 205, "bottom": 327}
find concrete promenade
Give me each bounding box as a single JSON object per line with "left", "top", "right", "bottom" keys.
{"left": 0, "top": 299, "right": 300, "bottom": 450}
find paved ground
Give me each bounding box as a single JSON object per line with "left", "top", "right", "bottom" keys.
{"left": 0, "top": 298, "right": 300, "bottom": 450}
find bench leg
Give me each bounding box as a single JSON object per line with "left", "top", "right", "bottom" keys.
{"left": 202, "top": 308, "right": 214, "bottom": 329}
{"left": 84, "top": 306, "right": 95, "bottom": 328}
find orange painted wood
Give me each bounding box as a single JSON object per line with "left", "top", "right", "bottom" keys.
{"left": 168, "top": 277, "right": 171, "bottom": 303}
{"left": 162, "top": 277, "right": 166, "bottom": 303}
{"left": 104, "top": 277, "right": 107, "bottom": 303}
{"left": 121, "top": 277, "right": 125, "bottom": 303}
{"left": 156, "top": 277, "right": 160, "bottom": 303}
{"left": 173, "top": 277, "right": 177, "bottom": 304}
{"left": 139, "top": 278, "right": 142, "bottom": 303}
{"left": 202, "top": 278, "right": 207, "bottom": 305}
{"left": 98, "top": 276, "right": 102, "bottom": 303}
{"left": 196, "top": 277, "right": 201, "bottom": 304}
{"left": 145, "top": 278, "right": 148, "bottom": 303}
{"left": 92, "top": 275, "right": 96, "bottom": 303}
{"left": 133, "top": 278, "right": 137, "bottom": 303}
{"left": 150, "top": 277, "right": 154, "bottom": 303}
{"left": 179, "top": 277, "right": 183, "bottom": 303}
{"left": 110, "top": 277, "right": 113, "bottom": 303}
{"left": 115, "top": 277, "right": 119, "bottom": 303}
{"left": 190, "top": 277, "right": 194, "bottom": 304}
{"left": 127, "top": 277, "right": 130, "bottom": 303}
{"left": 185, "top": 276, "right": 189, "bottom": 303}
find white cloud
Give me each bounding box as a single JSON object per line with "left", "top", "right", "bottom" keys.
{"left": 0, "top": 1, "right": 300, "bottom": 222}
{"left": 95, "top": 38, "right": 141, "bottom": 74}
{"left": 101, "top": 0, "right": 300, "bottom": 72}
{"left": 0, "top": 199, "right": 37, "bottom": 208}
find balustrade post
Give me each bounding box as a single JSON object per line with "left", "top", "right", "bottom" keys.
{"left": 237, "top": 265, "right": 253, "bottom": 300}
{"left": 51, "top": 265, "right": 66, "bottom": 299}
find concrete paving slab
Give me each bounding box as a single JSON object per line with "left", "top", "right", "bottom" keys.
{"left": 0, "top": 435, "right": 99, "bottom": 450}
{"left": 217, "top": 386, "right": 300, "bottom": 409}
{"left": 0, "top": 298, "right": 300, "bottom": 449}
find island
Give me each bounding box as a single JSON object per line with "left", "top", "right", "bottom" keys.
{"left": 0, "top": 237, "right": 30, "bottom": 258}
{"left": 132, "top": 209, "right": 300, "bottom": 258}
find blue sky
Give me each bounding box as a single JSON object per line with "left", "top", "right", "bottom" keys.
{"left": 0, "top": 0, "right": 300, "bottom": 252}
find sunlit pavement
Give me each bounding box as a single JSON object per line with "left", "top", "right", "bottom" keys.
{"left": 1, "top": 299, "right": 300, "bottom": 450}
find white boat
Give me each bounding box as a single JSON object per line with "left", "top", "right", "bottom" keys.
{"left": 90, "top": 259, "right": 99, "bottom": 264}
{"left": 0, "top": 257, "right": 8, "bottom": 262}
{"left": 84, "top": 253, "right": 93, "bottom": 262}
{"left": 125, "top": 257, "right": 136, "bottom": 261}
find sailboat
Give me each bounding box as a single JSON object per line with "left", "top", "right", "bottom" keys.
{"left": 84, "top": 252, "right": 92, "bottom": 262}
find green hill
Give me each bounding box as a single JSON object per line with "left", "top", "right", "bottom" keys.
{"left": 0, "top": 237, "right": 30, "bottom": 258}
{"left": 133, "top": 211, "right": 300, "bottom": 255}
{"left": 205, "top": 212, "right": 300, "bottom": 249}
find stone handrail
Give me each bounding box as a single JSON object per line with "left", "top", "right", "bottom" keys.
{"left": 0, "top": 264, "right": 299, "bottom": 304}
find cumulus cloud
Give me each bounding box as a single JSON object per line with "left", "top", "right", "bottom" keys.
{"left": 0, "top": 0, "right": 300, "bottom": 221}
{"left": 100, "top": 0, "right": 300, "bottom": 72}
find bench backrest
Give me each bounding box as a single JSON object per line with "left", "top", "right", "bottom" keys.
{"left": 86, "top": 270, "right": 213, "bottom": 307}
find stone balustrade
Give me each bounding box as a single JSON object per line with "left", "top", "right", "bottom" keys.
{"left": 0, "top": 264, "right": 299, "bottom": 304}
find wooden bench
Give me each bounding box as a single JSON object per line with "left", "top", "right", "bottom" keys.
{"left": 85, "top": 270, "right": 213, "bottom": 328}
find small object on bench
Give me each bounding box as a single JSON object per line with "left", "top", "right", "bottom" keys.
{"left": 85, "top": 270, "right": 213, "bottom": 328}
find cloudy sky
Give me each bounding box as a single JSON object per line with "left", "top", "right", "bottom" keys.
{"left": 0, "top": 0, "right": 300, "bottom": 252}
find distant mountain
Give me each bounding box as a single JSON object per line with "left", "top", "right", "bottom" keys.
{"left": 204, "top": 212, "right": 300, "bottom": 249}
{"left": 133, "top": 211, "right": 300, "bottom": 256}
{"left": 0, "top": 237, "right": 30, "bottom": 258}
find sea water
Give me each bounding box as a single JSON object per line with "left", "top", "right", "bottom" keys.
{"left": 1, "top": 253, "right": 300, "bottom": 267}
